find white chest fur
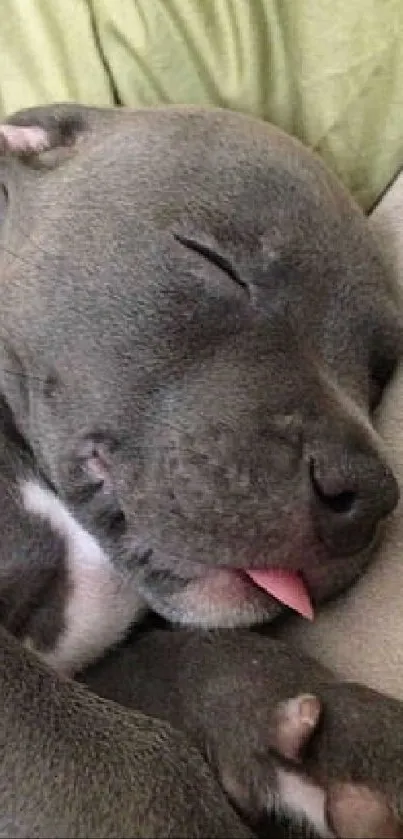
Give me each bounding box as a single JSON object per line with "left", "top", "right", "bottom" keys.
{"left": 275, "top": 768, "right": 334, "bottom": 838}
{"left": 20, "top": 479, "right": 146, "bottom": 675}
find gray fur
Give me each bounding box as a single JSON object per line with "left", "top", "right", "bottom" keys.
{"left": 0, "top": 104, "right": 401, "bottom": 629}
{"left": 0, "top": 104, "right": 402, "bottom": 837}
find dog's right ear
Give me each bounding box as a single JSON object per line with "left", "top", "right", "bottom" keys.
{"left": 0, "top": 105, "right": 92, "bottom": 169}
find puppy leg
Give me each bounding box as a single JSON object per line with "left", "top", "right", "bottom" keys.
{"left": 0, "top": 626, "right": 252, "bottom": 838}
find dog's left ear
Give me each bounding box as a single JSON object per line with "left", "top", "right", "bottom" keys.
{"left": 0, "top": 123, "right": 54, "bottom": 156}
{"left": 0, "top": 104, "right": 96, "bottom": 169}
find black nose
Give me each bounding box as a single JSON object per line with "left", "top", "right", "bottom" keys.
{"left": 309, "top": 453, "right": 399, "bottom": 555}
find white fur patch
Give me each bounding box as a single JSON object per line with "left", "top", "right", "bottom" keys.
{"left": 276, "top": 767, "right": 334, "bottom": 838}
{"left": 20, "top": 479, "right": 146, "bottom": 675}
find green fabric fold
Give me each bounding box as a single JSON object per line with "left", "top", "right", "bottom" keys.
{"left": 0, "top": 0, "right": 402, "bottom": 209}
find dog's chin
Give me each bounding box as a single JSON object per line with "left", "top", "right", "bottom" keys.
{"left": 133, "top": 540, "right": 375, "bottom": 629}
{"left": 137, "top": 568, "right": 284, "bottom": 627}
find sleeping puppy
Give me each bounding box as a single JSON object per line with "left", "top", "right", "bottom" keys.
{"left": 0, "top": 104, "right": 402, "bottom": 836}
{"left": 0, "top": 104, "right": 401, "bottom": 644}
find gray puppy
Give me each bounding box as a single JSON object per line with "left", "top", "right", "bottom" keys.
{"left": 0, "top": 104, "right": 401, "bottom": 643}
{"left": 0, "top": 104, "right": 402, "bottom": 836}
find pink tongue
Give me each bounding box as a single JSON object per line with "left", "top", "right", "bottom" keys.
{"left": 245, "top": 569, "right": 314, "bottom": 620}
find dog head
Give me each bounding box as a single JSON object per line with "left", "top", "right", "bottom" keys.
{"left": 0, "top": 105, "right": 400, "bottom": 627}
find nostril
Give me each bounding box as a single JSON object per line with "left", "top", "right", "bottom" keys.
{"left": 309, "top": 456, "right": 398, "bottom": 555}
{"left": 309, "top": 460, "right": 357, "bottom": 515}
{"left": 320, "top": 488, "right": 356, "bottom": 514}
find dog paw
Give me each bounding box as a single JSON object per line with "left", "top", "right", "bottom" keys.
{"left": 272, "top": 693, "right": 322, "bottom": 762}
{"left": 212, "top": 691, "right": 326, "bottom": 833}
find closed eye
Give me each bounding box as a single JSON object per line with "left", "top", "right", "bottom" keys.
{"left": 173, "top": 232, "right": 250, "bottom": 298}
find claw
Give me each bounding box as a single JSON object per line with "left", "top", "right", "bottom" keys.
{"left": 273, "top": 693, "right": 322, "bottom": 761}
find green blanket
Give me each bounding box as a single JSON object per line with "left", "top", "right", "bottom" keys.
{"left": 0, "top": 0, "right": 402, "bottom": 209}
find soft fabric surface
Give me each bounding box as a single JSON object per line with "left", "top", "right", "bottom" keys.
{"left": 0, "top": 0, "right": 402, "bottom": 210}
{"left": 278, "top": 171, "right": 403, "bottom": 701}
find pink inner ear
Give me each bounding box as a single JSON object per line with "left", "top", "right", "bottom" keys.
{"left": 0, "top": 125, "right": 50, "bottom": 156}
